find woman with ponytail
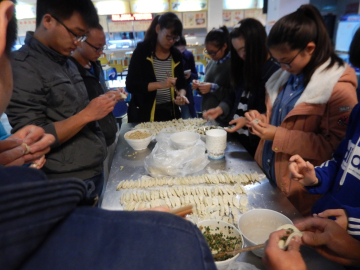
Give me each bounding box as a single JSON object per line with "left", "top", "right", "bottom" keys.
{"left": 193, "top": 26, "right": 231, "bottom": 114}
{"left": 245, "top": 4, "right": 358, "bottom": 215}
{"left": 126, "top": 12, "right": 188, "bottom": 123}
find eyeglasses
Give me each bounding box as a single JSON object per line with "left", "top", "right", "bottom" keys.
{"left": 52, "top": 15, "right": 87, "bottom": 43}
{"left": 204, "top": 47, "right": 221, "bottom": 56}
{"left": 85, "top": 40, "right": 106, "bottom": 53}
{"left": 161, "top": 29, "right": 180, "bottom": 42}
{"left": 271, "top": 48, "right": 304, "bottom": 69}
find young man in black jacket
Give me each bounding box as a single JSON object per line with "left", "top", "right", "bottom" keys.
{"left": 70, "top": 24, "right": 127, "bottom": 180}
{"left": 6, "top": 0, "right": 117, "bottom": 197}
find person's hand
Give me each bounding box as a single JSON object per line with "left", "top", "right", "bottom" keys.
{"left": 250, "top": 121, "right": 277, "bottom": 141}
{"left": 225, "top": 117, "right": 247, "bottom": 133}
{"left": 288, "top": 155, "right": 318, "bottom": 186}
{"left": 192, "top": 79, "right": 200, "bottom": 90}
{"left": 197, "top": 82, "right": 211, "bottom": 94}
{"left": 263, "top": 229, "right": 305, "bottom": 270}
{"left": 203, "top": 107, "right": 223, "bottom": 120}
{"left": 10, "top": 125, "right": 55, "bottom": 164}
{"left": 105, "top": 88, "right": 127, "bottom": 101}
{"left": 83, "top": 95, "right": 117, "bottom": 122}
{"left": 161, "top": 77, "right": 177, "bottom": 89}
{"left": 314, "top": 209, "right": 348, "bottom": 230}
{"left": 244, "top": 110, "right": 263, "bottom": 131}
{"left": 173, "top": 89, "right": 189, "bottom": 106}
{"left": 0, "top": 139, "right": 26, "bottom": 166}
{"left": 296, "top": 217, "right": 360, "bottom": 267}
{"left": 29, "top": 155, "right": 46, "bottom": 169}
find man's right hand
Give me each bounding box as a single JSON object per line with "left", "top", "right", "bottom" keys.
{"left": 296, "top": 217, "right": 360, "bottom": 267}
{"left": 83, "top": 95, "right": 117, "bottom": 122}
{"left": 0, "top": 139, "right": 26, "bottom": 166}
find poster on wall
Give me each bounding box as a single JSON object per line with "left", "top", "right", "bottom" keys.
{"left": 108, "top": 21, "right": 133, "bottom": 32}
{"left": 18, "top": 19, "right": 36, "bottom": 36}
{"left": 170, "top": 0, "right": 208, "bottom": 12}
{"left": 133, "top": 21, "right": 152, "bottom": 32}
{"left": 223, "top": 10, "right": 245, "bottom": 27}
{"left": 183, "top": 11, "right": 207, "bottom": 29}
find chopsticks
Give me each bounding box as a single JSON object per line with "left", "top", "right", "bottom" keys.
{"left": 170, "top": 205, "right": 193, "bottom": 217}
{"left": 213, "top": 243, "right": 265, "bottom": 259}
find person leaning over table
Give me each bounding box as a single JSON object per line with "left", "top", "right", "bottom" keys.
{"left": 0, "top": 2, "right": 217, "bottom": 270}
{"left": 174, "top": 36, "right": 198, "bottom": 119}
{"left": 70, "top": 24, "right": 128, "bottom": 179}
{"left": 263, "top": 217, "right": 360, "bottom": 270}
{"left": 6, "top": 0, "right": 117, "bottom": 199}
{"left": 245, "top": 4, "right": 358, "bottom": 216}
{"left": 192, "top": 26, "right": 231, "bottom": 116}
{"left": 203, "top": 18, "right": 279, "bottom": 157}
{"left": 126, "top": 12, "right": 189, "bottom": 123}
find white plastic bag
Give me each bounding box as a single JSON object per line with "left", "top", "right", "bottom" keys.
{"left": 144, "top": 133, "right": 210, "bottom": 177}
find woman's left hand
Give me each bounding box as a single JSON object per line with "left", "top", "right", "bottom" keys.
{"left": 173, "top": 89, "right": 189, "bottom": 106}
{"left": 251, "top": 121, "right": 277, "bottom": 141}
{"left": 197, "top": 83, "right": 211, "bottom": 94}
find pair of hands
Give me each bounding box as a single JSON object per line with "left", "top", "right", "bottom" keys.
{"left": 288, "top": 154, "right": 348, "bottom": 229}
{"left": 160, "top": 77, "right": 189, "bottom": 106}
{"left": 192, "top": 80, "right": 211, "bottom": 95}
{"left": 0, "top": 125, "right": 55, "bottom": 168}
{"left": 263, "top": 217, "right": 360, "bottom": 270}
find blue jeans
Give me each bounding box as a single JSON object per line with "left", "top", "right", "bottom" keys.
{"left": 0, "top": 167, "right": 216, "bottom": 270}
{"left": 84, "top": 172, "right": 104, "bottom": 200}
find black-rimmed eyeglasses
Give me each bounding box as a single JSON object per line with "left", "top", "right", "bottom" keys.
{"left": 52, "top": 15, "right": 87, "bottom": 43}
{"left": 204, "top": 47, "right": 221, "bottom": 56}
{"left": 271, "top": 48, "right": 304, "bottom": 69}
{"left": 85, "top": 40, "right": 106, "bottom": 53}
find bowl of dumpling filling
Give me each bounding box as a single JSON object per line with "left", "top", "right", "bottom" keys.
{"left": 124, "top": 129, "right": 153, "bottom": 150}
{"left": 198, "top": 219, "right": 243, "bottom": 270}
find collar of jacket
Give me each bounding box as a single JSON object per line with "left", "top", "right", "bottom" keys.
{"left": 25, "top": 31, "right": 69, "bottom": 65}
{"left": 70, "top": 57, "right": 101, "bottom": 79}
{"left": 266, "top": 58, "right": 347, "bottom": 107}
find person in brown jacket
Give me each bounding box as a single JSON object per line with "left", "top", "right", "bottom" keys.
{"left": 245, "top": 4, "right": 358, "bottom": 216}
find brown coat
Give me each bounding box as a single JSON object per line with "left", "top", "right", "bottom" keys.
{"left": 255, "top": 60, "right": 358, "bottom": 216}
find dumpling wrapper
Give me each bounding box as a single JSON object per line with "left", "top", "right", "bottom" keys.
{"left": 276, "top": 224, "right": 303, "bottom": 250}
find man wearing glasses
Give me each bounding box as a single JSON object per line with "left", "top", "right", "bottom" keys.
{"left": 70, "top": 24, "right": 128, "bottom": 181}
{"left": 6, "top": 0, "right": 117, "bottom": 199}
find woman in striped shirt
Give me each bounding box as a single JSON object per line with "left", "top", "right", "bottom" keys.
{"left": 126, "top": 12, "right": 189, "bottom": 123}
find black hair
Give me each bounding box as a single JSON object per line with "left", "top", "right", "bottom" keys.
{"left": 349, "top": 27, "right": 360, "bottom": 68}
{"left": 144, "top": 12, "right": 183, "bottom": 51}
{"left": 205, "top": 26, "right": 230, "bottom": 55}
{"left": 93, "top": 24, "right": 103, "bottom": 31}
{"left": 230, "top": 18, "right": 268, "bottom": 92}
{"left": 36, "top": 0, "right": 99, "bottom": 28}
{"left": 267, "top": 4, "right": 343, "bottom": 87}
{"left": 5, "top": 0, "right": 17, "bottom": 56}
{"left": 174, "top": 36, "right": 186, "bottom": 47}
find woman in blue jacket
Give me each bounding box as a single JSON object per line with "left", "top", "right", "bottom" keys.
{"left": 126, "top": 12, "right": 188, "bottom": 123}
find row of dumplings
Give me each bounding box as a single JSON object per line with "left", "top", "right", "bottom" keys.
{"left": 134, "top": 118, "right": 207, "bottom": 135}
{"left": 120, "top": 184, "right": 245, "bottom": 205}
{"left": 116, "top": 172, "right": 259, "bottom": 190}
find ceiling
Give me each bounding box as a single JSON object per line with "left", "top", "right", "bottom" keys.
{"left": 18, "top": 0, "right": 131, "bottom": 4}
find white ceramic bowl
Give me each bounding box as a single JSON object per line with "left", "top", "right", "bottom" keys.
{"left": 198, "top": 220, "right": 244, "bottom": 270}
{"left": 170, "top": 131, "right": 200, "bottom": 149}
{"left": 124, "top": 129, "right": 152, "bottom": 151}
{"left": 237, "top": 209, "right": 293, "bottom": 257}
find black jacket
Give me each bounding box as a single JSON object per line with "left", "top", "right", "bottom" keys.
{"left": 6, "top": 32, "right": 107, "bottom": 180}
{"left": 70, "top": 58, "right": 118, "bottom": 146}
{"left": 126, "top": 42, "right": 186, "bottom": 123}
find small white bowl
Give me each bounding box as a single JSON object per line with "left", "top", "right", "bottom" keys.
{"left": 237, "top": 209, "right": 293, "bottom": 257}
{"left": 198, "top": 219, "right": 244, "bottom": 270}
{"left": 124, "top": 129, "right": 152, "bottom": 150}
{"left": 170, "top": 131, "right": 200, "bottom": 149}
